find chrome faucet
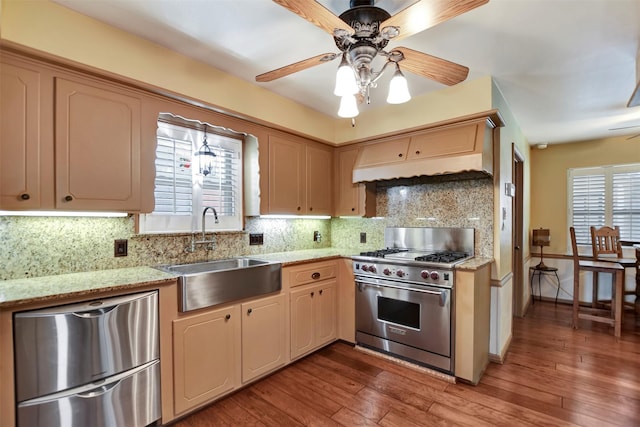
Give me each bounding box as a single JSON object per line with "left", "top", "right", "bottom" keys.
{"left": 185, "top": 207, "right": 219, "bottom": 253}
{"left": 202, "top": 206, "right": 219, "bottom": 240}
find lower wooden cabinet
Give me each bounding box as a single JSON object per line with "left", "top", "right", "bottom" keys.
{"left": 241, "top": 294, "right": 286, "bottom": 383}
{"left": 172, "top": 305, "right": 241, "bottom": 416}
{"left": 172, "top": 293, "right": 286, "bottom": 416}
{"left": 290, "top": 279, "right": 337, "bottom": 360}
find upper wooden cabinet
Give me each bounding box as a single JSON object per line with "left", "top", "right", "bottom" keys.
{"left": 0, "top": 62, "right": 46, "bottom": 209}
{"left": 334, "top": 147, "right": 375, "bottom": 217}
{"left": 55, "top": 77, "right": 142, "bottom": 211}
{"left": 265, "top": 133, "right": 332, "bottom": 215}
{"left": 0, "top": 52, "right": 149, "bottom": 212}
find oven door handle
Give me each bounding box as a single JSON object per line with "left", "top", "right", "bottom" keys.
{"left": 356, "top": 279, "right": 447, "bottom": 307}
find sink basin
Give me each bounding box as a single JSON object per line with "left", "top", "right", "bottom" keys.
{"left": 155, "top": 258, "right": 281, "bottom": 312}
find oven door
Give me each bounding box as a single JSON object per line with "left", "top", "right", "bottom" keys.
{"left": 355, "top": 277, "right": 451, "bottom": 357}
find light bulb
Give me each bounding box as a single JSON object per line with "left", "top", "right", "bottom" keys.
{"left": 334, "top": 55, "right": 359, "bottom": 96}
{"left": 337, "top": 94, "right": 359, "bottom": 118}
{"left": 387, "top": 65, "right": 411, "bottom": 104}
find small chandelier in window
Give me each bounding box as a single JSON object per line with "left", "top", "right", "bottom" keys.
{"left": 196, "top": 125, "right": 216, "bottom": 176}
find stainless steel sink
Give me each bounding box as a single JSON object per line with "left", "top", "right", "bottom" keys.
{"left": 155, "top": 258, "right": 281, "bottom": 312}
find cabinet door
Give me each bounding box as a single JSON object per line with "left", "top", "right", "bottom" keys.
{"left": 268, "top": 134, "right": 305, "bottom": 214}
{"left": 290, "top": 286, "right": 316, "bottom": 359}
{"left": 354, "top": 137, "right": 410, "bottom": 167}
{"left": 306, "top": 144, "right": 333, "bottom": 215}
{"left": 55, "top": 77, "right": 141, "bottom": 211}
{"left": 173, "top": 305, "right": 240, "bottom": 415}
{"left": 241, "top": 294, "right": 286, "bottom": 383}
{"left": 315, "top": 280, "right": 337, "bottom": 347}
{"left": 334, "top": 148, "right": 363, "bottom": 216}
{"left": 0, "top": 63, "right": 42, "bottom": 209}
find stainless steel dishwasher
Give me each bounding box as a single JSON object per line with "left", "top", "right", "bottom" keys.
{"left": 13, "top": 290, "right": 161, "bottom": 427}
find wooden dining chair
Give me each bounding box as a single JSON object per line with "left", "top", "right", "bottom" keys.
{"left": 570, "top": 227, "right": 624, "bottom": 337}
{"left": 590, "top": 225, "right": 636, "bottom": 310}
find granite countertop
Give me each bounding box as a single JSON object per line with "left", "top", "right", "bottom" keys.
{"left": 0, "top": 267, "right": 177, "bottom": 308}
{"left": 0, "top": 249, "right": 494, "bottom": 309}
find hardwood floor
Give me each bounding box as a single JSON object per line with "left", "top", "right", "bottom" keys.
{"left": 172, "top": 302, "right": 640, "bottom": 426}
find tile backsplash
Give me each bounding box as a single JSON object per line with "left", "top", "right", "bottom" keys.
{"left": 1, "top": 176, "right": 493, "bottom": 280}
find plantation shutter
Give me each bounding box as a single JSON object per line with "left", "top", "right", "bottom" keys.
{"left": 154, "top": 135, "right": 193, "bottom": 215}
{"left": 571, "top": 173, "right": 605, "bottom": 244}
{"left": 612, "top": 170, "right": 640, "bottom": 240}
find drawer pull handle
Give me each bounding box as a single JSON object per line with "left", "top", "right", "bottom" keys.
{"left": 20, "top": 193, "right": 30, "bottom": 200}
{"left": 311, "top": 272, "right": 321, "bottom": 280}
{"left": 225, "top": 314, "right": 231, "bottom": 320}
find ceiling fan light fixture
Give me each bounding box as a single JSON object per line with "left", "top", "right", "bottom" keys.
{"left": 386, "top": 64, "right": 411, "bottom": 104}
{"left": 338, "top": 94, "right": 360, "bottom": 118}
{"left": 334, "top": 55, "right": 359, "bottom": 96}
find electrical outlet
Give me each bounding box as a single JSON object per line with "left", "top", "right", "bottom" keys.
{"left": 313, "top": 231, "right": 322, "bottom": 242}
{"left": 360, "top": 232, "right": 367, "bottom": 243}
{"left": 249, "top": 233, "right": 264, "bottom": 245}
{"left": 114, "top": 239, "right": 128, "bottom": 257}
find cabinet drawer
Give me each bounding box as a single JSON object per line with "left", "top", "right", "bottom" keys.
{"left": 17, "top": 360, "right": 161, "bottom": 427}
{"left": 14, "top": 291, "right": 159, "bottom": 402}
{"left": 286, "top": 260, "right": 337, "bottom": 288}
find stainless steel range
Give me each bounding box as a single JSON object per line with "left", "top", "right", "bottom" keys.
{"left": 352, "top": 227, "right": 474, "bottom": 375}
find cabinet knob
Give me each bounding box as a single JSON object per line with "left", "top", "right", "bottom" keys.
{"left": 311, "top": 291, "right": 314, "bottom": 297}
{"left": 415, "top": 150, "right": 421, "bottom": 155}
{"left": 19, "top": 193, "right": 30, "bottom": 201}
{"left": 398, "top": 153, "right": 403, "bottom": 158}
{"left": 351, "top": 207, "right": 355, "bottom": 211}
{"left": 297, "top": 206, "right": 301, "bottom": 211}
{"left": 225, "top": 314, "right": 231, "bottom": 320}
{"left": 64, "top": 195, "right": 73, "bottom": 202}
{"left": 319, "top": 289, "right": 323, "bottom": 295}
{"left": 311, "top": 272, "right": 321, "bottom": 280}
{"left": 247, "top": 308, "right": 253, "bottom": 315}
{"left": 309, "top": 207, "right": 313, "bottom": 211}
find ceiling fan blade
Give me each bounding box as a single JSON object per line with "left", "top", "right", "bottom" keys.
{"left": 273, "top": 0, "right": 353, "bottom": 36}
{"left": 382, "top": 0, "right": 489, "bottom": 41}
{"left": 627, "top": 133, "right": 640, "bottom": 140}
{"left": 256, "top": 53, "right": 338, "bottom": 82}
{"left": 394, "top": 47, "right": 469, "bottom": 86}
{"left": 609, "top": 124, "right": 640, "bottom": 131}
{"left": 628, "top": 80, "right": 640, "bottom": 107}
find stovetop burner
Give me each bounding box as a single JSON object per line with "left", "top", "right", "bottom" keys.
{"left": 359, "top": 248, "right": 409, "bottom": 258}
{"left": 414, "top": 251, "right": 469, "bottom": 263}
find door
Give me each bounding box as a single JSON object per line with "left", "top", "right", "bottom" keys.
{"left": 172, "top": 305, "right": 240, "bottom": 415}
{"left": 315, "top": 281, "right": 337, "bottom": 346}
{"left": 55, "top": 77, "right": 141, "bottom": 210}
{"left": 0, "top": 62, "right": 43, "bottom": 209}
{"left": 512, "top": 146, "right": 526, "bottom": 317}
{"left": 241, "top": 294, "right": 285, "bottom": 383}
{"left": 267, "top": 134, "right": 305, "bottom": 214}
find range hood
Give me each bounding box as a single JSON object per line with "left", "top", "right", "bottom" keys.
{"left": 352, "top": 115, "right": 501, "bottom": 183}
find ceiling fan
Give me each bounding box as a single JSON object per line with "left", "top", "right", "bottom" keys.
{"left": 256, "top": 0, "right": 489, "bottom": 118}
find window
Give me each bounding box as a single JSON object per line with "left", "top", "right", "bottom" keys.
{"left": 568, "top": 164, "right": 640, "bottom": 244}
{"left": 139, "top": 115, "right": 243, "bottom": 233}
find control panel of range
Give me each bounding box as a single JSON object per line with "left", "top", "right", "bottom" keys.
{"left": 353, "top": 262, "right": 452, "bottom": 288}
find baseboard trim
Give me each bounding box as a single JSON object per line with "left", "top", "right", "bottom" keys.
{"left": 489, "top": 333, "right": 512, "bottom": 364}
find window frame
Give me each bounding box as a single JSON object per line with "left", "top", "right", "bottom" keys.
{"left": 138, "top": 115, "right": 244, "bottom": 234}
{"left": 567, "top": 163, "right": 640, "bottom": 246}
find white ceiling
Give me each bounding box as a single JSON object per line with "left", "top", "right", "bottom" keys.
{"left": 53, "top": 0, "right": 640, "bottom": 145}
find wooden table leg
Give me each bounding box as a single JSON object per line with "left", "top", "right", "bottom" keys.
{"left": 614, "top": 270, "right": 623, "bottom": 338}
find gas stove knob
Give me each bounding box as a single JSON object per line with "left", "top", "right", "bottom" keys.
{"left": 369, "top": 265, "right": 377, "bottom": 273}
{"left": 420, "top": 270, "right": 429, "bottom": 279}
{"left": 361, "top": 265, "right": 369, "bottom": 272}
{"left": 430, "top": 271, "right": 440, "bottom": 280}
{"left": 396, "top": 270, "right": 405, "bottom": 278}
{"left": 383, "top": 268, "right": 392, "bottom": 276}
